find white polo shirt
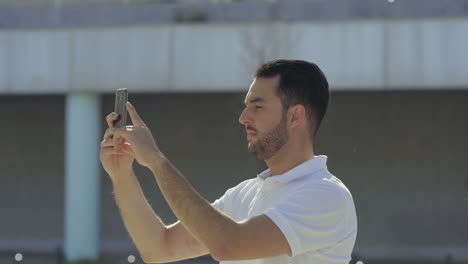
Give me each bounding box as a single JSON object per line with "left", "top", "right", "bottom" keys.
{"left": 212, "top": 155, "right": 357, "bottom": 264}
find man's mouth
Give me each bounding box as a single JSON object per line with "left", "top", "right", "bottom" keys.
{"left": 246, "top": 130, "right": 257, "bottom": 140}
{"left": 246, "top": 129, "right": 256, "bottom": 135}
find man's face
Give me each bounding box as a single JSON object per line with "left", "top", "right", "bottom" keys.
{"left": 239, "top": 76, "right": 289, "bottom": 160}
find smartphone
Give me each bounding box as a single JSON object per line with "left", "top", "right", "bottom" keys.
{"left": 114, "top": 88, "right": 128, "bottom": 128}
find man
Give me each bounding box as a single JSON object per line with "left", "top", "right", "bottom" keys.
{"left": 100, "top": 60, "right": 357, "bottom": 264}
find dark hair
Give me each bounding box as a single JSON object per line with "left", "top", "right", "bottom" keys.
{"left": 253, "top": 59, "right": 329, "bottom": 137}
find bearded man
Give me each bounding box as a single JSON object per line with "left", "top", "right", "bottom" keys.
{"left": 100, "top": 60, "right": 357, "bottom": 264}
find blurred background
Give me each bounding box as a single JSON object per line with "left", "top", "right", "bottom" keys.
{"left": 1, "top": 0, "right": 467, "bottom": 263}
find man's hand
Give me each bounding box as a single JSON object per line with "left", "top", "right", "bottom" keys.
{"left": 100, "top": 110, "right": 135, "bottom": 179}
{"left": 103, "top": 102, "right": 166, "bottom": 169}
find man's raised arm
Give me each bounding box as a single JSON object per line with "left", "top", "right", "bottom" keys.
{"left": 100, "top": 111, "right": 208, "bottom": 263}
{"left": 110, "top": 169, "right": 209, "bottom": 263}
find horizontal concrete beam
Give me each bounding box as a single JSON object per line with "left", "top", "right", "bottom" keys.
{"left": 1, "top": 19, "right": 467, "bottom": 94}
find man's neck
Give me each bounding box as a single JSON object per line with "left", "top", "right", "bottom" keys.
{"left": 265, "top": 141, "right": 315, "bottom": 177}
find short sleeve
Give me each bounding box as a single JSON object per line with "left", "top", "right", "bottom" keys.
{"left": 212, "top": 186, "right": 236, "bottom": 214}
{"left": 212, "top": 178, "right": 254, "bottom": 216}
{"left": 263, "top": 186, "right": 348, "bottom": 257}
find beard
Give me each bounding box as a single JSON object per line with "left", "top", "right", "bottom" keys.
{"left": 248, "top": 112, "right": 289, "bottom": 160}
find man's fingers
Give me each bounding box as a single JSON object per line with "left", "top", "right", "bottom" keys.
{"left": 113, "top": 130, "right": 123, "bottom": 150}
{"left": 101, "top": 138, "right": 132, "bottom": 155}
{"left": 100, "top": 138, "right": 114, "bottom": 148}
{"left": 106, "top": 112, "right": 119, "bottom": 128}
{"left": 100, "top": 146, "right": 124, "bottom": 156}
{"left": 104, "top": 127, "right": 132, "bottom": 139}
{"left": 121, "top": 142, "right": 134, "bottom": 155}
{"left": 104, "top": 128, "right": 117, "bottom": 140}
{"left": 126, "top": 102, "right": 145, "bottom": 127}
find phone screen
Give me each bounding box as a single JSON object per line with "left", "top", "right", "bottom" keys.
{"left": 114, "top": 88, "right": 128, "bottom": 128}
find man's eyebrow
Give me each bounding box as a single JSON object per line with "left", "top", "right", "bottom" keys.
{"left": 244, "top": 97, "right": 265, "bottom": 105}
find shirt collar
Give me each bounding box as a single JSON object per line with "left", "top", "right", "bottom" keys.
{"left": 257, "top": 155, "right": 328, "bottom": 183}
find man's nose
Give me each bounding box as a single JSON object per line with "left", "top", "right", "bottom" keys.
{"left": 239, "top": 108, "right": 252, "bottom": 125}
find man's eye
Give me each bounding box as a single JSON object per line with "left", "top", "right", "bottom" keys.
{"left": 255, "top": 106, "right": 262, "bottom": 109}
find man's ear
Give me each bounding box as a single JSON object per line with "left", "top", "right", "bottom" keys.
{"left": 288, "top": 104, "right": 306, "bottom": 128}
